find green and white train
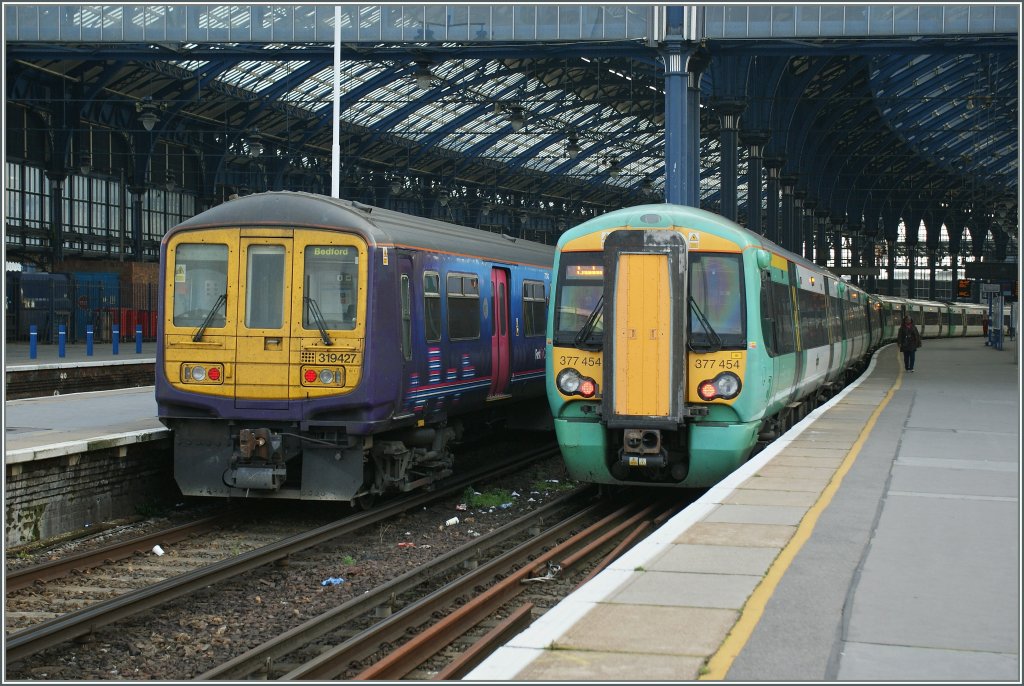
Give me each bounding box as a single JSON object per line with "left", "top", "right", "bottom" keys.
{"left": 546, "top": 204, "right": 986, "bottom": 489}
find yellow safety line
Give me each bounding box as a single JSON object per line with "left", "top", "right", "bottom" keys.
{"left": 700, "top": 356, "right": 904, "bottom": 680}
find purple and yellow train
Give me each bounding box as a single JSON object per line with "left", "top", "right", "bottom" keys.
{"left": 156, "top": 192, "right": 554, "bottom": 502}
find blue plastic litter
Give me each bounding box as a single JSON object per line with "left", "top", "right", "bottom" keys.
{"left": 320, "top": 576, "right": 345, "bottom": 586}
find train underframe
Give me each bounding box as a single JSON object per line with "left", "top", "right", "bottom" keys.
{"left": 167, "top": 417, "right": 460, "bottom": 502}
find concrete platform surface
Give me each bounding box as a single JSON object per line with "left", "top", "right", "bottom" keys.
{"left": 467, "top": 338, "right": 1020, "bottom": 682}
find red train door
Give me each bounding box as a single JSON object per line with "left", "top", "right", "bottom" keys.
{"left": 489, "top": 267, "right": 511, "bottom": 398}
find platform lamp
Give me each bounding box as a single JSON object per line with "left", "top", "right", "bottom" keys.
{"left": 136, "top": 97, "right": 160, "bottom": 132}
{"left": 414, "top": 61, "right": 435, "bottom": 90}
{"left": 78, "top": 152, "right": 92, "bottom": 176}
{"left": 565, "top": 133, "right": 581, "bottom": 159}
{"left": 508, "top": 104, "right": 526, "bottom": 132}
{"left": 246, "top": 130, "right": 264, "bottom": 157}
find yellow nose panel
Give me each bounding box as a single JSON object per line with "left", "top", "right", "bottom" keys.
{"left": 614, "top": 253, "right": 671, "bottom": 416}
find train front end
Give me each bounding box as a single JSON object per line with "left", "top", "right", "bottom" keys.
{"left": 547, "top": 205, "right": 764, "bottom": 488}
{"left": 156, "top": 197, "right": 391, "bottom": 501}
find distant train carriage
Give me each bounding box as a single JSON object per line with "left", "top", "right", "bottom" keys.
{"left": 156, "top": 192, "right": 554, "bottom": 503}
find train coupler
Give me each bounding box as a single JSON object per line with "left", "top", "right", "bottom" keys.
{"left": 228, "top": 428, "right": 287, "bottom": 491}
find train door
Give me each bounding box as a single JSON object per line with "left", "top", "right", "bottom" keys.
{"left": 489, "top": 267, "right": 511, "bottom": 398}
{"left": 398, "top": 253, "right": 415, "bottom": 374}
{"left": 234, "top": 234, "right": 293, "bottom": 409}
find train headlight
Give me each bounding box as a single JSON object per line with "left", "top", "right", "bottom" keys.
{"left": 181, "top": 363, "right": 224, "bottom": 384}
{"left": 557, "top": 368, "right": 598, "bottom": 398}
{"left": 300, "top": 366, "right": 346, "bottom": 386}
{"left": 557, "top": 368, "right": 581, "bottom": 394}
{"left": 697, "top": 372, "right": 742, "bottom": 401}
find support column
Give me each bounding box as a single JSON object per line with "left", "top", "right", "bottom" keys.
{"left": 740, "top": 131, "right": 770, "bottom": 235}
{"left": 780, "top": 174, "right": 796, "bottom": 253}
{"left": 833, "top": 217, "right": 844, "bottom": 271}
{"left": 815, "top": 209, "right": 831, "bottom": 266}
{"left": 45, "top": 170, "right": 67, "bottom": 266}
{"left": 928, "top": 248, "right": 938, "bottom": 300}
{"left": 129, "top": 184, "right": 146, "bottom": 259}
{"left": 764, "top": 157, "right": 784, "bottom": 245}
{"left": 712, "top": 100, "right": 746, "bottom": 222}
{"left": 913, "top": 241, "right": 921, "bottom": 298}
{"left": 663, "top": 42, "right": 697, "bottom": 206}
{"left": 801, "top": 198, "right": 817, "bottom": 261}
{"left": 687, "top": 55, "right": 709, "bottom": 208}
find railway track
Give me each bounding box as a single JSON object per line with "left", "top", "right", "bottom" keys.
{"left": 3, "top": 444, "right": 560, "bottom": 673}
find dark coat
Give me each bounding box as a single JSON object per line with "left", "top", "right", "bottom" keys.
{"left": 898, "top": 323, "right": 922, "bottom": 351}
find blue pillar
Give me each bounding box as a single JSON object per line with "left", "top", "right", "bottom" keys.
{"left": 687, "top": 64, "right": 706, "bottom": 207}
{"left": 112, "top": 324, "right": 120, "bottom": 355}
{"left": 663, "top": 42, "right": 690, "bottom": 205}
{"left": 29, "top": 324, "right": 38, "bottom": 359}
{"left": 741, "top": 131, "right": 770, "bottom": 235}
{"left": 58, "top": 325, "right": 66, "bottom": 358}
{"left": 86, "top": 325, "right": 94, "bottom": 356}
{"left": 764, "top": 157, "right": 784, "bottom": 245}
{"left": 801, "top": 200, "right": 817, "bottom": 262}
{"left": 780, "top": 176, "right": 796, "bottom": 253}
{"left": 713, "top": 101, "right": 745, "bottom": 222}
{"left": 135, "top": 324, "right": 143, "bottom": 353}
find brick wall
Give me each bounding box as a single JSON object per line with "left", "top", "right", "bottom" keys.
{"left": 4, "top": 444, "right": 176, "bottom": 548}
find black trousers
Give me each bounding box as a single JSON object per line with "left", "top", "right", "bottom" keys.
{"left": 902, "top": 348, "right": 916, "bottom": 371}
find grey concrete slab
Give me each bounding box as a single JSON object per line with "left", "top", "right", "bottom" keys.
{"left": 676, "top": 522, "right": 796, "bottom": 548}
{"left": 516, "top": 648, "right": 705, "bottom": 681}
{"left": 554, "top": 604, "right": 738, "bottom": 656}
{"left": 899, "top": 428, "right": 1020, "bottom": 463}
{"left": 722, "top": 488, "right": 820, "bottom": 508}
{"left": 837, "top": 641, "right": 1020, "bottom": 681}
{"left": 890, "top": 462, "right": 1020, "bottom": 499}
{"left": 703, "top": 503, "right": 807, "bottom": 526}
{"left": 646, "top": 544, "right": 780, "bottom": 576}
{"left": 843, "top": 494, "right": 1019, "bottom": 654}
{"left": 608, "top": 570, "right": 762, "bottom": 610}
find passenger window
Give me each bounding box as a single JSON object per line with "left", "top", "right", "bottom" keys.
{"left": 423, "top": 271, "right": 441, "bottom": 342}
{"left": 447, "top": 272, "right": 480, "bottom": 340}
{"left": 522, "top": 280, "right": 547, "bottom": 337}
{"left": 172, "top": 243, "right": 228, "bottom": 327}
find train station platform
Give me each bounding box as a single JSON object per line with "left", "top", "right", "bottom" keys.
{"left": 4, "top": 341, "right": 163, "bottom": 462}
{"left": 467, "top": 338, "right": 1021, "bottom": 682}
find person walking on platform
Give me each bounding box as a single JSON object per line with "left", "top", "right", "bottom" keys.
{"left": 897, "top": 316, "right": 922, "bottom": 372}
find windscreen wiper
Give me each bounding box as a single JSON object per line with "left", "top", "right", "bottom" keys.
{"left": 688, "top": 297, "right": 722, "bottom": 353}
{"left": 573, "top": 294, "right": 604, "bottom": 350}
{"left": 304, "top": 296, "right": 334, "bottom": 346}
{"left": 192, "top": 294, "right": 226, "bottom": 342}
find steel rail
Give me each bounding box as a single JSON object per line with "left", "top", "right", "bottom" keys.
{"left": 5, "top": 514, "right": 232, "bottom": 592}
{"left": 194, "top": 485, "right": 593, "bottom": 680}
{"left": 278, "top": 499, "right": 613, "bottom": 680}
{"left": 351, "top": 500, "right": 649, "bottom": 681}
{"left": 4, "top": 445, "right": 558, "bottom": 664}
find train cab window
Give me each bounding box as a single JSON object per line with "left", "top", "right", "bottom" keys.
{"left": 522, "top": 280, "right": 547, "bottom": 337}
{"left": 447, "top": 273, "right": 480, "bottom": 340}
{"left": 302, "top": 245, "right": 359, "bottom": 331}
{"left": 423, "top": 271, "right": 441, "bottom": 342}
{"left": 552, "top": 252, "right": 604, "bottom": 346}
{"left": 689, "top": 253, "right": 744, "bottom": 348}
{"left": 246, "top": 245, "right": 285, "bottom": 329}
{"left": 172, "top": 243, "right": 228, "bottom": 328}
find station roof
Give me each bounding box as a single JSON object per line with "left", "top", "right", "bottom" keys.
{"left": 4, "top": 4, "right": 1019, "bottom": 245}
